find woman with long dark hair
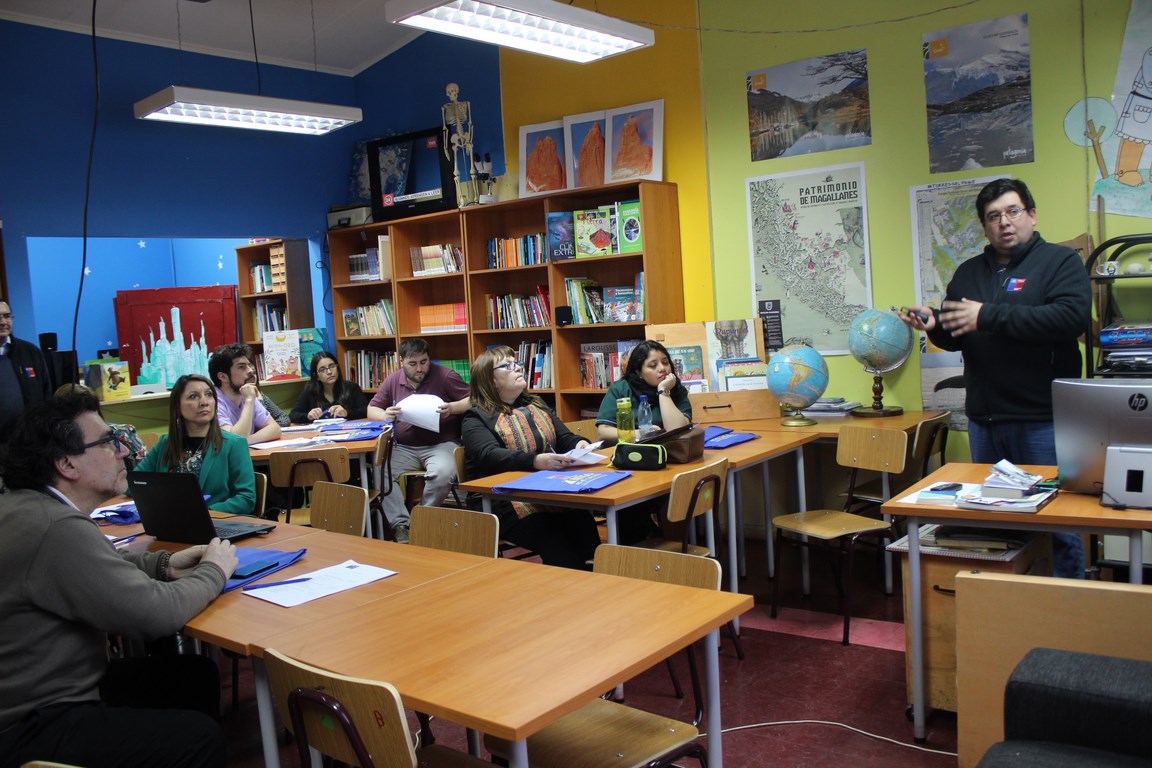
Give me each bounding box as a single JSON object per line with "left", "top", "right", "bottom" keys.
{"left": 134, "top": 374, "right": 255, "bottom": 515}
{"left": 288, "top": 352, "right": 369, "bottom": 424}
{"left": 596, "top": 340, "right": 691, "bottom": 442}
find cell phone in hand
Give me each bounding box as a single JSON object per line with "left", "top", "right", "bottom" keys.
{"left": 233, "top": 558, "right": 280, "bottom": 579}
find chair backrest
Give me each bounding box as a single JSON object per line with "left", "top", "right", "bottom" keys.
{"left": 563, "top": 419, "right": 599, "bottom": 442}
{"left": 269, "top": 445, "right": 352, "bottom": 487}
{"left": 911, "top": 412, "right": 950, "bottom": 478}
{"left": 309, "top": 481, "right": 368, "bottom": 535}
{"left": 263, "top": 648, "right": 418, "bottom": 768}
{"left": 139, "top": 431, "right": 161, "bottom": 450}
{"left": 688, "top": 389, "right": 779, "bottom": 424}
{"left": 454, "top": 444, "right": 466, "bottom": 483}
{"left": 835, "top": 424, "right": 908, "bottom": 475}
{"left": 409, "top": 505, "right": 499, "bottom": 557}
{"left": 372, "top": 426, "right": 395, "bottom": 497}
{"left": 593, "top": 543, "right": 721, "bottom": 591}
{"left": 253, "top": 472, "right": 268, "bottom": 518}
{"left": 666, "top": 458, "right": 729, "bottom": 524}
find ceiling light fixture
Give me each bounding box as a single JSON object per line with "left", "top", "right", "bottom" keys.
{"left": 134, "top": 86, "right": 362, "bottom": 135}
{"left": 384, "top": 0, "right": 654, "bottom": 63}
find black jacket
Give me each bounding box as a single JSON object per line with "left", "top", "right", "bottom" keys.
{"left": 0, "top": 336, "right": 51, "bottom": 433}
{"left": 926, "top": 232, "right": 1090, "bottom": 423}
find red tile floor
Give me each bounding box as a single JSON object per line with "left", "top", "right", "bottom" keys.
{"left": 224, "top": 539, "right": 960, "bottom": 767}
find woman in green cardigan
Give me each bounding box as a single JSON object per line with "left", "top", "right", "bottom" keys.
{"left": 135, "top": 374, "right": 256, "bottom": 516}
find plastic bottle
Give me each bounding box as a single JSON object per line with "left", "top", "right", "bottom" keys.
{"left": 616, "top": 397, "right": 635, "bottom": 443}
{"left": 636, "top": 394, "right": 653, "bottom": 440}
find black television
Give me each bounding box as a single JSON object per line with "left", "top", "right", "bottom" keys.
{"left": 367, "top": 127, "right": 457, "bottom": 223}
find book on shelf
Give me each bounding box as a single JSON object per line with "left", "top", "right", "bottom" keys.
{"left": 579, "top": 341, "right": 621, "bottom": 389}
{"left": 546, "top": 212, "right": 576, "bottom": 261}
{"left": 262, "top": 330, "right": 303, "bottom": 380}
{"left": 84, "top": 358, "right": 131, "bottom": 402}
{"left": 409, "top": 244, "right": 463, "bottom": 276}
{"left": 515, "top": 339, "right": 553, "bottom": 389}
{"left": 345, "top": 349, "right": 398, "bottom": 390}
{"left": 982, "top": 459, "right": 1044, "bottom": 498}
{"left": 574, "top": 208, "right": 613, "bottom": 257}
{"left": 616, "top": 339, "right": 643, "bottom": 377}
{"left": 436, "top": 358, "right": 471, "bottom": 383}
{"left": 297, "top": 327, "right": 327, "bottom": 369}
{"left": 419, "top": 302, "right": 467, "bottom": 333}
{"left": 253, "top": 299, "right": 286, "bottom": 335}
{"left": 954, "top": 488, "right": 1056, "bottom": 514}
{"left": 249, "top": 264, "right": 274, "bottom": 293}
{"left": 601, "top": 204, "right": 619, "bottom": 254}
{"left": 348, "top": 238, "right": 392, "bottom": 283}
{"left": 564, "top": 278, "right": 602, "bottom": 324}
{"left": 616, "top": 199, "right": 643, "bottom": 254}
{"left": 603, "top": 285, "right": 642, "bottom": 322}
{"left": 634, "top": 271, "right": 645, "bottom": 321}
{"left": 1100, "top": 321, "right": 1152, "bottom": 347}
{"left": 487, "top": 232, "right": 546, "bottom": 268}
{"left": 485, "top": 287, "right": 550, "bottom": 330}
{"left": 582, "top": 284, "right": 604, "bottom": 324}
{"left": 717, "top": 357, "right": 767, "bottom": 391}
{"left": 341, "top": 309, "right": 361, "bottom": 337}
{"left": 666, "top": 345, "right": 706, "bottom": 390}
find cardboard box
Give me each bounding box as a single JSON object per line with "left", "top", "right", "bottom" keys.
{"left": 327, "top": 205, "right": 372, "bottom": 229}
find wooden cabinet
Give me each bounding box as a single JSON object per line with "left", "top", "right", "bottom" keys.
{"left": 1084, "top": 234, "right": 1152, "bottom": 378}
{"left": 326, "top": 181, "right": 684, "bottom": 419}
{"left": 235, "top": 239, "right": 314, "bottom": 353}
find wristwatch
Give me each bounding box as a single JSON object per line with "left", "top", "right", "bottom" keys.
{"left": 658, "top": 389, "right": 672, "bottom": 396}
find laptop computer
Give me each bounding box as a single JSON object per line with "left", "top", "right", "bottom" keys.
{"left": 127, "top": 471, "right": 276, "bottom": 544}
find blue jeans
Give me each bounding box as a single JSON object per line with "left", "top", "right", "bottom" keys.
{"left": 968, "top": 420, "right": 1085, "bottom": 579}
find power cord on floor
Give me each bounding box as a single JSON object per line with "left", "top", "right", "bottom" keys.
{"left": 699, "top": 719, "right": 958, "bottom": 757}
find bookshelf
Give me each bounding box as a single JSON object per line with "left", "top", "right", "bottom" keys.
{"left": 235, "top": 239, "right": 314, "bottom": 355}
{"left": 326, "top": 181, "right": 684, "bottom": 419}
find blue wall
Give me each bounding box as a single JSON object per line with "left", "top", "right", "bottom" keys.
{"left": 0, "top": 20, "right": 503, "bottom": 353}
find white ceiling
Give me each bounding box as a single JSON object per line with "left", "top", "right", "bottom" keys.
{"left": 0, "top": 0, "right": 423, "bottom": 76}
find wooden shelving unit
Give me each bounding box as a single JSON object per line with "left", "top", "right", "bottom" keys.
{"left": 235, "top": 239, "right": 314, "bottom": 353}
{"left": 326, "top": 181, "right": 684, "bottom": 419}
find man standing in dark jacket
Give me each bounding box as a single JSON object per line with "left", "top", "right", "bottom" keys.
{"left": 898, "top": 178, "right": 1091, "bottom": 578}
{"left": 0, "top": 300, "right": 51, "bottom": 435}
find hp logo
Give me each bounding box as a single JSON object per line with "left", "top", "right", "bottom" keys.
{"left": 1129, "top": 392, "right": 1149, "bottom": 412}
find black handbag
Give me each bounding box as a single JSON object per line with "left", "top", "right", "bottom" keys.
{"left": 612, "top": 442, "right": 667, "bottom": 471}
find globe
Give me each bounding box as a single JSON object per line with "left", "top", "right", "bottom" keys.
{"left": 767, "top": 344, "right": 829, "bottom": 426}
{"left": 848, "top": 308, "right": 914, "bottom": 373}
{"left": 847, "top": 308, "right": 914, "bottom": 416}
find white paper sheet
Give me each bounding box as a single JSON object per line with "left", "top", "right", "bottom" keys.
{"left": 242, "top": 559, "right": 396, "bottom": 607}
{"left": 251, "top": 436, "right": 331, "bottom": 450}
{"left": 395, "top": 393, "right": 445, "bottom": 433}
{"left": 564, "top": 441, "right": 608, "bottom": 465}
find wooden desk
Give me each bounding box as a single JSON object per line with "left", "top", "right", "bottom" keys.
{"left": 264, "top": 555, "right": 752, "bottom": 768}
{"left": 884, "top": 463, "right": 1152, "bottom": 743}
{"left": 738, "top": 409, "right": 943, "bottom": 439}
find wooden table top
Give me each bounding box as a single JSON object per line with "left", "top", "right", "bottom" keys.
{"left": 737, "top": 410, "right": 943, "bottom": 439}
{"left": 883, "top": 463, "right": 1152, "bottom": 530}
{"left": 247, "top": 431, "right": 381, "bottom": 461}
{"left": 459, "top": 430, "right": 815, "bottom": 505}
{"left": 182, "top": 531, "right": 489, "bottom": 655}
{"left": 261, "top": 556, "right": 752, "bottom": 741}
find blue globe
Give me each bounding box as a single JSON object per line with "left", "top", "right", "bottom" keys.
{"left": 767, "top": 344, "right": 829, "bottom": 410}
{"left": 848, "top": 308, "right": 914, "bottom": 374}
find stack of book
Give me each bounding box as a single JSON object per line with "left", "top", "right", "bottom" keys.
{"left": 419, "top": 303, "right": 467, "bottom": 333}
{"left": 578, "top": 340, "right": 638, "bottom": 388}
{"left": 409, "top": 244, "right": 463, "bottom": 276}
{"left": 515, "top": 339, "right": 552, "bottom": 389}
{"left": 341, "top": 298, "right": 395, "bottom": 337}
{"left": 982, "top": 460, "right": 1043, "bottom": 498}
{"left": 344, "top": 349, "right": 398, "bottom": 390}
{"left": 436, "top": 358, "right": 471, "bottom": 383}
{"left": 347, "top": 237, "right": 391, "bottom": 282}
{"left": 545, "top": 200, "right": 643, "bottom": 262}
{"left": 484, "top": 285, "right": 550, "bottom": 330}
{"left": 1100, "top": 321, "right": 1152, "bottom": 373}
{"left": 249, "top": 263, "right": 274, "bottom": 294}
{"left": 802, "top": 397, "right": 862, "bottom": 415}
{"left": 486, "top": 232, "right": 546, "bottom": 268}
{"left": 919, "top": 524, "right": 1031, "bottom": 551}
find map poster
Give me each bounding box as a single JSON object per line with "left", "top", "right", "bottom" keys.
{"left": 923, "top": 14, "right": 1033, "bottom": 174}
{"left": 746, "top": 162, "right": 871, "bottom": 355}
{"left": 908, "top": 176, "right": 999, "bottom": 431}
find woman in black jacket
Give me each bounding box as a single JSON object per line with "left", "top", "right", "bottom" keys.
{"left": 288, "top": 352, "right": 368, "bottom": 424}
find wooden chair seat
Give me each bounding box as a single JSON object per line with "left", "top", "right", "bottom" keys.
{"left": 772, "top": 509, "right": 892, "bottom": 540}
{"left": 485, "top": 697, "right": 701, "bottom": 768}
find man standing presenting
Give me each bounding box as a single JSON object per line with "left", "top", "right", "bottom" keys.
{"left": 0, "top": 300, "right": 51, "bottom": 434}
{"left": 208, "top": 343, "right": 282, "bottom": 445}
{"left": 368, "top": 338, "right": 470, "bottom": 543}
{"left": 898, "top": 178, "right": 1091, "bottom": 578}
{"left": 0, "top": 392, "right": 239, "bottom": 767}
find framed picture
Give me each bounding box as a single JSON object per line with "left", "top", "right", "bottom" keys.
{"left": 605, "top": 99, "right": 664, "bottom": 183}
{"left": 563, "top": 111, "right": 607, "bottom": 189}
{"left": 519, "top": 120, "right": 567, "bottom": 197}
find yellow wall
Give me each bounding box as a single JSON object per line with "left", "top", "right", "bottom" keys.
{"left": 699, "top": 0, "right": 1144, "bottom": 417}
{"left": 498, "top": 0, "right": 714, "bottom": 321}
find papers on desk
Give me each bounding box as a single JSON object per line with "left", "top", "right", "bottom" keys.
{"left": 242, "top": 559, "right": 396, "bottom": 607}
{"left": 251, "top": 436, "right": 332, "bottom": 450}
{"left": 565, "top": 441, "right": 608, "bottom": 465}
{"left": 396, "top": 393, "right": 445, "bottom": 432}
{"left": 280, "top": 424, "right": 321, "bottom": 434}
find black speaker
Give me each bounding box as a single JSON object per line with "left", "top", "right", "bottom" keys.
{"left": 555, "top": 306, "right": 573, "bottom": 326}
{"left": 39, "top": 332, "right": 57, "bottom": 353}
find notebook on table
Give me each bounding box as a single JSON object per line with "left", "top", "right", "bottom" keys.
{"left": 127, "top": 471, "right": 276, "bottom": 544}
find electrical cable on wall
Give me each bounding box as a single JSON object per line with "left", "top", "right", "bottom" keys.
{"left": 72, "top": 0, "right": 102, "bottom": 383}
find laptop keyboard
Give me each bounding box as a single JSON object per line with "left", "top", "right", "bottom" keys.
{"left": 213, "top": 522, "right": 258, "bottom": 539}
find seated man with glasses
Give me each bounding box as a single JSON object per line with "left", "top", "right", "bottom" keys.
{"left": 896, "top": 177, "right": 1091, "bottom": 579}
{"left": 367, "top": 338, "right": 470, "bottom": 543}
{"left": 0, "top": 392, "right": 239, "bottom": 768}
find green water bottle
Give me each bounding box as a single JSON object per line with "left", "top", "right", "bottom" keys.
{"left": 616, "top": 397, "right": 635, "bottom": 443}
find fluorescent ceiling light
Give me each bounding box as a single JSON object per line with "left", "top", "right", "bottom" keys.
{"left": 385, "top": 0, "right": 654, "bottom": 63}
{"left": 134, "top": 86, "right": 362, "bottom": 136}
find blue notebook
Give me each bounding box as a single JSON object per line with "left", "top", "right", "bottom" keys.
{"left": 224, "top": 547, "right": 307, "bottom": 592}
{"left": 492, "top": 470, "right": 632, "bottom": 494}
{"left": 705, "top": 431, "right": 759, "bottom": 449}
{"left": 703, "top": 425, "right": 733, "bottom": 442}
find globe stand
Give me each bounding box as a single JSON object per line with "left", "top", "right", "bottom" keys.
{"left": 851, "top": 371, "right": 903, "bottom": 418}
{"left": 780, "top": 406, "right": 817, "bottom": 427}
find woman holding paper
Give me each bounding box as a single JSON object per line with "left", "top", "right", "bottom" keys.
{"left": 288, "top": 352, "right": 368, "bottom": 424}
{"left": 461, "top": 346, "right": 600, "bottom": 569}
{"left": 596, "top": 340, "right": 691, "bottom": 443}
{"left": 134, "top": 374, "right": 256, "bottom": 515}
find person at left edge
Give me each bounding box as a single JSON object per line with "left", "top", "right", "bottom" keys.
{"left": 0, "top": 391, "right": 239, "bottom": 768}
{"left": 208, "top": 343, "right": 282, "bottom": 445}
{"left": 133, "top": 374, "right": 257, "bottom": 516}
{"left": 0, "top": 299, "right": 51, "bottom": 436}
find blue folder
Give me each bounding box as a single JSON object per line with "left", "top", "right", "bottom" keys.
{"left": 319, "top": 420, "right": 387, "bottom": 434}
{"left": 704, "top": 431, "right": 759, "bottom": 449}
{"left": 224, "top": 547, "right": 307, "bottom": 592}
{"left": 492, "top": 470, "right": 632, "bottom": 494}
{"left": 703, "top": 425, "right": 733, "bottom": 442}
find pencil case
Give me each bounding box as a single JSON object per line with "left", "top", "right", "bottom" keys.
{"left": 612, "top": 442, "right": 667, "bottom": 471}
